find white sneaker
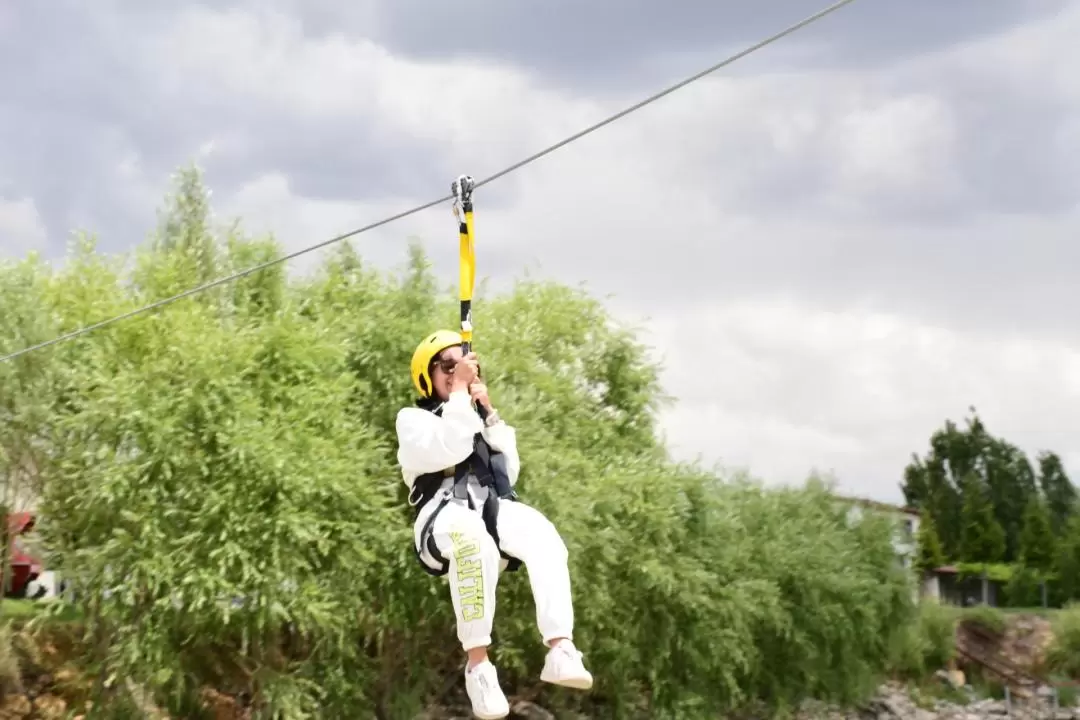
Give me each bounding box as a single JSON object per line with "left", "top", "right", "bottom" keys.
{"left": 539, "top": 640, "right": 593, "bottom": 690}
{"left": 464, "top": 660, "right": 510, "bottom": 719}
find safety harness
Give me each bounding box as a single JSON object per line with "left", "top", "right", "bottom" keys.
{"left": 407, "top": 174, "right": 523, "bottom": 577}
{"left": 408, "top": 399, "right": 522, "bottom": 576}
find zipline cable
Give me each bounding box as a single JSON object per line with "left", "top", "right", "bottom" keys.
{"left": 473, "top": 0, "right": 861, "bottom": 192}
{"left": 0, "top": 0, "right": 862, "bottom": 364}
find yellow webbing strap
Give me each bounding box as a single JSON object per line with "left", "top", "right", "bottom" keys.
{"left": 451, "top": 174, "right": 487, "bottom": 419}
{"left": 458, "top": 207, "right": 475, "bottom": 350}
{"left": 452, "top": 175, "right": 477, "bottom": 354}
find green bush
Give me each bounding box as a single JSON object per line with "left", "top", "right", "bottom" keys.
{"left": 956, "top": 562, "right": 1015, "bottom": 583}
{"left": 887, "top": 601, "right": 956, "bottom": 678}
{"left": 959, "top": 605, "right": 1008, "bottom": 636}
{"left": 1003, "top": 566, "right": 1046, "bottom": 608}
{"left": 1, "top": 167, "right": 917, "bottom": 719}
{"left": 1045, "top": 603, "right": 1080, "bottom": 678}
{"left": 967, "top": 666, "right": 1007, "bottom": 701}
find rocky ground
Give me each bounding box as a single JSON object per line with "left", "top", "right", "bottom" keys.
{"left": 0, "top": 608, "right": 1071, "bottom": 720}
{"left": 416, "top": 700, "right": 558, "bottom": 720}
{"left": 1, "top": 680, "right": 1076, "bottom": 719}
{"left": 796, "top": 681, "right": 1080, "bottom": 720}
{"left": 415, "top": 681, "right": 1080, "bottom": 720}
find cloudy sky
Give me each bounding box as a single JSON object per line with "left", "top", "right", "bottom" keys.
{"left": 2, "top": 0, "right": 1078, "bottom": 503}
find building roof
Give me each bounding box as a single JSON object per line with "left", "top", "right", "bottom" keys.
{"left": 839, "top": 495, "right": 920, "bottom": 517}
{"left": 6, "top": 511, "right": 34, "bottom": 535}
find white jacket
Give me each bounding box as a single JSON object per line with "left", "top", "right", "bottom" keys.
{"left": 395, "top": 390, "right": 521, "bottom": 493}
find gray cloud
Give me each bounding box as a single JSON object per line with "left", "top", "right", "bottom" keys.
{"left": 3, "top": 0, "right": 1072, "bottom": 257}
{"left": 208, "top": 0, "right": 1069, "bottom": 89}
{"left": 1, "top": 0, "right": 454, "bottom": 254}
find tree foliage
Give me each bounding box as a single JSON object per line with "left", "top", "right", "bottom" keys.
{"left": 1018, "top": 495, "right": 1056, "bottom": 573}
{"left": 1056, "top": 515, "right": 1080, "bottom": 603}
{"left": 1038, "top": 451, "right": 1077, "bottom": 536}
{"left": 1, "top": 167, "right": 916, "bottom": 718}
{"left": 901, "top": 409, "right": 1075, "bottom": 574}
{"left": 914, "top": 509, "right": 946, "bottom": 578}
{"left": 958, "top": 476, "right": 1006, "bottom": 565}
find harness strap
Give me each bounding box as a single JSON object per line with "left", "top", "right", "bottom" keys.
{"left": 410, "top": 434, "right": 522, "bottom": 576}
{"left": 413, "top": 489, "right": 453, "bottom": 577}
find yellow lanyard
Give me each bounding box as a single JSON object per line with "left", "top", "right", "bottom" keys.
{"left": 451, "top": 175, "right": 489, "bottom": 419}
{"left": 451, "top": 175, "right": 476, "bottom": 355}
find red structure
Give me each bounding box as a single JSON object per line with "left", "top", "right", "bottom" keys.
{"left": 5, "top": 512, "right": 43, "bottom": 597}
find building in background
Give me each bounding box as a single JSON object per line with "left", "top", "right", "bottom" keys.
{"left": 840, "top": 496, "right": 921, "bottom": 569}
{"left": 837, "top": 496, "right": 924, "bottom": 601}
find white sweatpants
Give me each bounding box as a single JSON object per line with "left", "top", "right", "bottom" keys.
{"left": 414, "top": 495, "right": 575, "bottom": 651}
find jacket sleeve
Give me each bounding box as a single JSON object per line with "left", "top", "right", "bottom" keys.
{"left": 396, "top": 391, "right": 484, "bottom": 475}
{"left": 482, "top": 421, "right": 521, "bottom": 487}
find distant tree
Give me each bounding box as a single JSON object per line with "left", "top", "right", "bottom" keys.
{"left": 901, "top": 408, "right": 1041, "bottom": 563}
{"left": 1037, "top": 451, "right": 1077, "bottom": 535}
{"left": 958, "top": 475, "right": 1006, "bottom": 565}
{"left": 1055, "top": 514, "right": 1080, "bottom": 602}
{"left": 914, "top": 509, "right": 946, "bottom": 577}
{"left": 1018, "top": 495, "right": 1056, "bottom": 573}
{"left": 983, "top": 437, "right": 1037, "bottom": 561}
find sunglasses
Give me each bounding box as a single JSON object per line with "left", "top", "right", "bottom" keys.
{"left": 432, "top": 354, "right": 481, "bottom": 377}
{"left": 433, "top": 357, "right": 458, "bottom": 374}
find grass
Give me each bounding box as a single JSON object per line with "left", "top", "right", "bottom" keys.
{"left": 0, "top": 599, "right": 82, "bottom": 625}
{"left": 908, "top": 677, "right": 971, "bottom": 709}
{"left": 968, "top": 670, "right": 1007, "bottom": 700}
{"left": 930, "top": 603, "right": 1063, "bottom": 633}
{"left": 0, "top": 600, "right": 44, "bottom": 619}
{"left": 959, "top": 605, "right": 1008, "bottom": 635}
{"left": 1056, "top": 682, "right": 1079, "bottom": 706}
{"left": 0, "top": 622, "right": 21, "bottom": 697}
{"left": 996, "top": 607, "right": 1062, "bottom": 617}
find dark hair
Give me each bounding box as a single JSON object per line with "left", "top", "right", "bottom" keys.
{"left": 415, "top": 396, "right": 442, "bottom": 412}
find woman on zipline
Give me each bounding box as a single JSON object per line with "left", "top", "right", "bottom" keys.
{"left": 395, "top": 329, "right": 593, "bottom": 719}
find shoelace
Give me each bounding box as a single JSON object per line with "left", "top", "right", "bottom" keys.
{"left": 469, "top": 663, "right": 495, "bottom": 694}
{"left": 554, "top": 643, "right": 583, "bottom": 660}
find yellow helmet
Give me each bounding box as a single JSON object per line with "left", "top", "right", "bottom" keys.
{"left": 410, "top": 329, "right": 463, "bottom": 397}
